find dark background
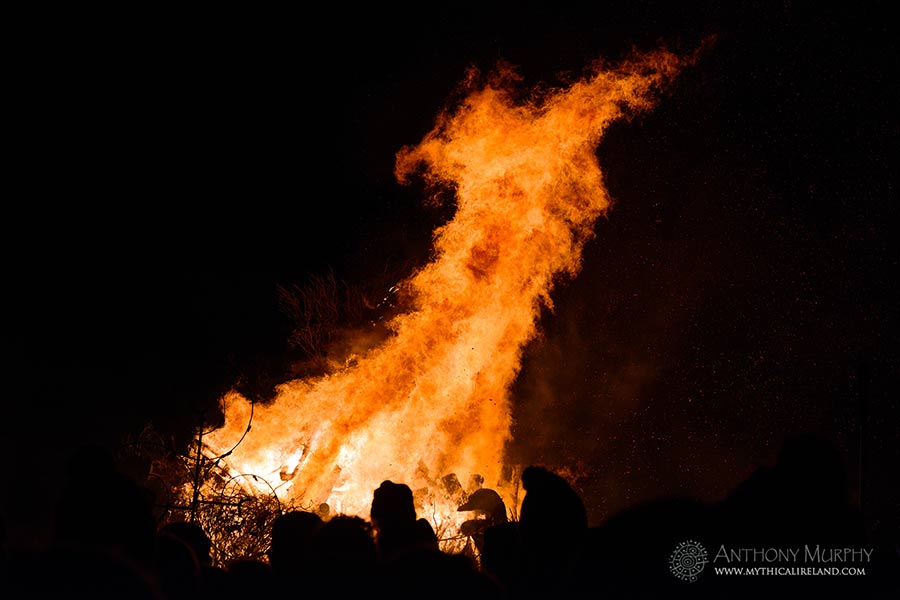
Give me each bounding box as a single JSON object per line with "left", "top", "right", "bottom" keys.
{"left": 3, "top": 1, "right": 897, "bottom": 549}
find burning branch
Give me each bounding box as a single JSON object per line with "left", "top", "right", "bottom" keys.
{"left": 120, "top": 416, "right": 308, "bottom": 567}
{"left": 276, "top": 269, "right": 406, "bottom": 376}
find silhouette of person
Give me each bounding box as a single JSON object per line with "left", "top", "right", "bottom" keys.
{"left": 158, "top": 521, "right": 213, "bottom": 567}
{"left": 154, "top": 529, "right": 202, "bottom": 600}
{"left": 370, "top": 480, "right": 438, "bottom": 562}
{"left": 267, "top": 509, "right": 323, "bottom": 590}
{"left": 308, "top": 514, "right": 378, "bottom": 593}
{"left": 457, "top": 487, "right": 508, "bottom": 556}
{"left": 514, "top": 466, "right": 588, "bottom": 597}
{"left": 157, "top": 521, "right": 226, "bottom": 599}
{"left": 377, "top": 546, "right": 505, "bottom": 599}
{"left": 224, "top": 557, "right": 274, "bottom": 599}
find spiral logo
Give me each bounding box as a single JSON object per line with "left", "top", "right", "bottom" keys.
{"left": 669, "top": 540, "right": 708, "bottom": 582}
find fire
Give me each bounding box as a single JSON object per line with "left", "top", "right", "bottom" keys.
{"left": 203, "top": 47, "right": 690, "bottom": 539}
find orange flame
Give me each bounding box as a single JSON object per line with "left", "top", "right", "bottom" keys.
{"left": 203, "top": 47, "right": 690, "bottom": 532}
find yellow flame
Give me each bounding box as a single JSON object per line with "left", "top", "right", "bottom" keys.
{"left": 203, "top": 47, "right": 690, "bottom": 532}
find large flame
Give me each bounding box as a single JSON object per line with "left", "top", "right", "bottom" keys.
{"left": 203, "top": 48, "right": 689, "bottom": 534}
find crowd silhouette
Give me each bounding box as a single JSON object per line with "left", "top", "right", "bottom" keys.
{"left": 1, "top": 433, "right": 897, "bottom": 598}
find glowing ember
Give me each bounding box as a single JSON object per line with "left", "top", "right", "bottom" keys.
{"left": 203, "top": 47, "right": 691, "bottom": 537}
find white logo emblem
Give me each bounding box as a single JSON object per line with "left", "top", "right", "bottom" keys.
{"left": 669, "top": 540, "right": 708, "bottom": 582}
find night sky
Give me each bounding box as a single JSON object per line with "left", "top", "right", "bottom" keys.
{"left": 3, "top": 2, "right": 897, "bottom": 549}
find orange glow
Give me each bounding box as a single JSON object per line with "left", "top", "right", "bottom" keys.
{"left": 203, "top": 47, "right": 690, "bottom": 539}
